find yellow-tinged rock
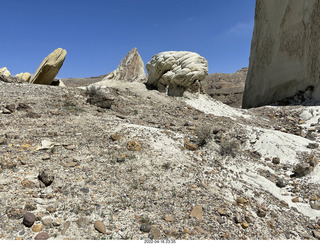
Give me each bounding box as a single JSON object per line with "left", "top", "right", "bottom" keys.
{"left": 32, "top": 224, "right": 44, "bottom": 232}
{"left": 190, "top": 205, "right": 203, "bottom": 221}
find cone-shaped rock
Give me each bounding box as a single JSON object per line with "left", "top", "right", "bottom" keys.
{"left": 30, "top": 48, "right": 67, "bottom": 85}
{"left": 103, "top": 47, "right": 146, "bottom": 83}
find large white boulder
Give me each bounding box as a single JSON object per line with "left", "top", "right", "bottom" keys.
{"left": 146, "top": 51, "right": 208, "bottom": 96}
{"left": 243, "top": 0, "right": 320, "bottom": 108}
{"left": 30, "top": 48, "right": 67, "bottom": 85}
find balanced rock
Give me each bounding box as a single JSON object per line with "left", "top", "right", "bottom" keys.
{"left": 30, "top": 48, "right": 67, "bottom": 85}
{"left": 103, "top": 47, "right": 146, "bottom": 83}
{"left": 15, "top": 72, "right": 32, "bottom": 82}
{"left": 0, "top": 67, "right": 11, "bottom": 77}
{"left": 243, "top": 0, "right": 320, "bottom": 108}
{"left": 146, "top": 51, "right": 208, "bottom": 96}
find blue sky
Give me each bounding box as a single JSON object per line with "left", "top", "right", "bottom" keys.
{"left": 1, "top": 0, "right": 255, "bottom": 78}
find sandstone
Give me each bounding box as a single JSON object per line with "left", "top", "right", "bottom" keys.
{"left": 61, "top": 221, "right": 71, "bottom": 235}
{"left": 15, "top": 72, "right": 31, "bottom": 82}
{"left": 164, "top": 215, "right": 174, "bottom": 222}
{"left": 146, "top": 51, "right": 208, "bottom": 96}
{"left": 30, "top": 48, "right": 67, "bottom": 85}
{"left": 103, "top": 48, "right": 146, "bottom": 83}
{"left": 21, "top": 179, "right": 35, "bottom": 188}
{"left": 32, "top": 223, "right": 44, "bottom": 232}
{"left": 149, "top": 227, "right": 161, "bottom": 240}
{"left": 190, "top": 205, "right": 203, "bottom": 221}
{"left": 217, "top": 208, "right": 227, "bottom": 216}
{"left": 0, "top": 67, "right": 11, "bottom": 76}
{"left": 243, "top": 0, "right": 320, "bottom": 108}
{"left": 94, "top": 220, "right": 111, "bottom": 234}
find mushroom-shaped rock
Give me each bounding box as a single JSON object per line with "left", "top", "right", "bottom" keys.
{"left": 146, "top": 51, "right": 208, "bottom": 96}
{"left": 30, "top": 48, "right": 67, "bottom": 85}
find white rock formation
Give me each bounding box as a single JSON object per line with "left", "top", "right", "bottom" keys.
{"left": 103, "top": 48, "right": 146, "bottom": 83}
{"left": 15, "top": 72, "right": 32, "bottom": 82}
{"left": 0, "top": 67, "right": 11, "bottom": 77}
{"left": 146, "top": 51, "right": 208, "bottom": 96}
{"left": 243, "top": 0, "right": 320, "bottom": 108}
{"left": 30, "top": 48, "right": 67, "bottom": 85}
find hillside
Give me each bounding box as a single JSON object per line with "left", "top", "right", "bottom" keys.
{"left": 1, "top": 78, "right": 320, "bottom": 240}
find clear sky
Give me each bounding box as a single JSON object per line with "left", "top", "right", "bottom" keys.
{"left": 1, "top": 0, "right": 255, "bottom": 78}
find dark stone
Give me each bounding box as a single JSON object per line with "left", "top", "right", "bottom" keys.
{"left": 140, "top": 223, "right": 152, "bottom": 233}
{"left": 5, "top": 104, "right": 16, "bottom": 113}
{"left": 80, "top": 188, "right": 89, "bottom": 193}
{"left": 86, "top": 95, "right": 114, "bottom": 109}
{"left": 307, "top": 143, "right": 319, "bottom": 149}
{"left": 117, "top": 158, "right": 125, "bottom": 163}
{"left": 257, "top": 209, "right": 266, "bottom": 218}
{"left": 25, "top": 203, "right": 37, "bottom": 211}
{"left": 293, "top": 163, "right": 314, "bottom": 177}
{"left": 38, "top": 170, "right": 54, "bottom": 187}
{"left": 16, "top": 103, "right": 32, "bottom": 111}
{"left": 272, "top": 157, "right": 280, "bottom": 165}
{"left": 276, "top": 178, "right": 287, "bottom": 188}
{"left": 34, "top": 232, "right": 49, "bottom": 240}
{"left": 23, "top": 212, "right": 36, "bottom": 227}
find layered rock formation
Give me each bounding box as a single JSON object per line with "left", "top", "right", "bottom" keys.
{"left": 15, "top": 72, "right": 32, "bottom": 82}
{"left": 103, "top": 48, "right": 146, "bottom": 83}
{"left": 30, "top": 48, "right": 67, "bottom": 85}
{"left": 243, "top": 0, "right": 320, "bottom": 108}
{"left": 0, "top": 67, "right": 11, "bottom": 77}
{"left": 146, "top": 51, "right": 208, "bottom": 96}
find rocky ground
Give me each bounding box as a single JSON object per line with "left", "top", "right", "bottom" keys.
{"left": 1, "top": 77, "right": 320, "bottom": 240}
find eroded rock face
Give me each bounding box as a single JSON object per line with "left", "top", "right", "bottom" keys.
{"left": 146, "top": 51, "right": 208, "bottom": 96}
{"left": 30, "top": 48, "right": 67, "bottom": 85}
{"left": 243, "top": 0, "right": 320, "bottom": 108}
{"left": 103, "top": 48, "right": 146, "bottom": 83}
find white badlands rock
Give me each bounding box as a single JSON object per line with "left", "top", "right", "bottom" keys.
{"left": 243, "top": 0, "right": 320, "bottom": 108}
{"left": 146, "top": 51, "right": 208, "bottom": 96}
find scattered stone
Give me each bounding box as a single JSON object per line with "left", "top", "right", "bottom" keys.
{"left": 42, "top": 218, "right": 53, "bottom": 228}
{"left": 236, "top": 198, "right": 247, "bottom": 204}
{"left": 272, "top": 157, "right": 280, "bottom": 165}
{"left": 46, "top": 206, "right": 56, "bottom": 213}
{"left": 94, "top": 220, "right": 110, "bottom": 234}
{"left": 16, "top": 103, "right": 32, "bottom": 111}
{"left": 245, "top": 215, "right": 254, "bottom": 224}
{"left": 234, "top": 214, "right": 242, "bottom": 224}
{"left": 52, "top": 218, "right": 62, "bottom": 227}
{"left": 64, "top": 162, "right": 78, "bottom": 167}
{"left": 0, "top": 135, "right": 6, "bottom": 145}
{"left": 32, "top": 223, "right": 44, "bottom": 232}
{"left": 149, "top": 227, "right": 161, "bottom": 240}
{"left": 7, "top": 208, "right": 25, "bottom": 219}
{"left": 5, "top": 104, "right": 16, "bottom": 113}
{"left": 292, "top": 197, "right": 300, "bottom": 203}
{"left": 217, "top": 208, "right": 227, "bottom": 216}
{"left": 280, "top": 200, "right": 289, "bottom": 208}
{"left": 313, "top": 230, "right": 320, "bottom": 240}
{"left": 80, "top": 188, "right": 89, "bottom": 193}
{"left": 23, "top": 212, "right": 36, "bottom": 227}
{"left": 310, "top": 201, "right": 320, "bottom": 210}
{"left": 241, "top": 222, "right": 249, "bottom": 229}
{"left": 38, "top": 170, "right": 54, "bottom": 187}
{"left": 164, "top": 215, "right": 174, "bottom": 222}
{"left": 190, "top": 205, "right": 203, "bottom": 221}
{"left": 140, "top": 223, "right": 152, "bottom": 233}
{"left": 127, "top": 141, "right": 142, "bottom": 151}
{"left": 293, "top": 163, "right": 314, "bottom": 178}
{"left": 307, "top": 143, "right": 319, "bottom": 149}
{"left": 30, "top": 48, "right": 67, "bottom": 85}
{"left": 24, "top": 203, "right": 37, "bottom": 211}
{"left": 111, "top": 134, "right": 121, "bottom": 141}
{"left": 257, "top": 209, "right": 267, "bottom": 218}
{"left": 184, "top": 140, "right": 199, "bottom": 151}
{"left": 21, "top": 179, "right": 35, "bottom": 189}
{"left": 64, "top": 145, "right": 75, "bottom": 150}
{"left": 34, "top": 232, "right": 49, "bottom": 240}
{"left": 276, "top": 178, "right": 287, "bottom": 188}
{"left": 75, "top": 217, "right": 89, "bottom": 228}
{"left": 61, "top": 221, "right": 71, "bottom": 235}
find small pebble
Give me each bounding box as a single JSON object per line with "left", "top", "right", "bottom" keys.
{"left": 34, "top": 232, "right": 49, "bottom": 240}
{"left": 23, "top": 212, "right": 36, "bottom": 227}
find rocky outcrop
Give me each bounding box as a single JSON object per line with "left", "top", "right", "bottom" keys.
{"left": 103, "top": 48, "right": 146, "bottom": 83}
{"left": 202, "top": 68, "right": 247, "bottom": 107}
{"left": 30, "top": 48, "right": 67, "bottom": 85}
{"left": 146, "top": 51, "right": 208, "bottom": 96}
{"left": 15, "top": 72, "right": 32, "bottom": 82}
{"left": 0, "top": 67, "right": 11, "bottom": 77}
{"left": 243, "top": 0, "right": 320, "bottom": 108}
